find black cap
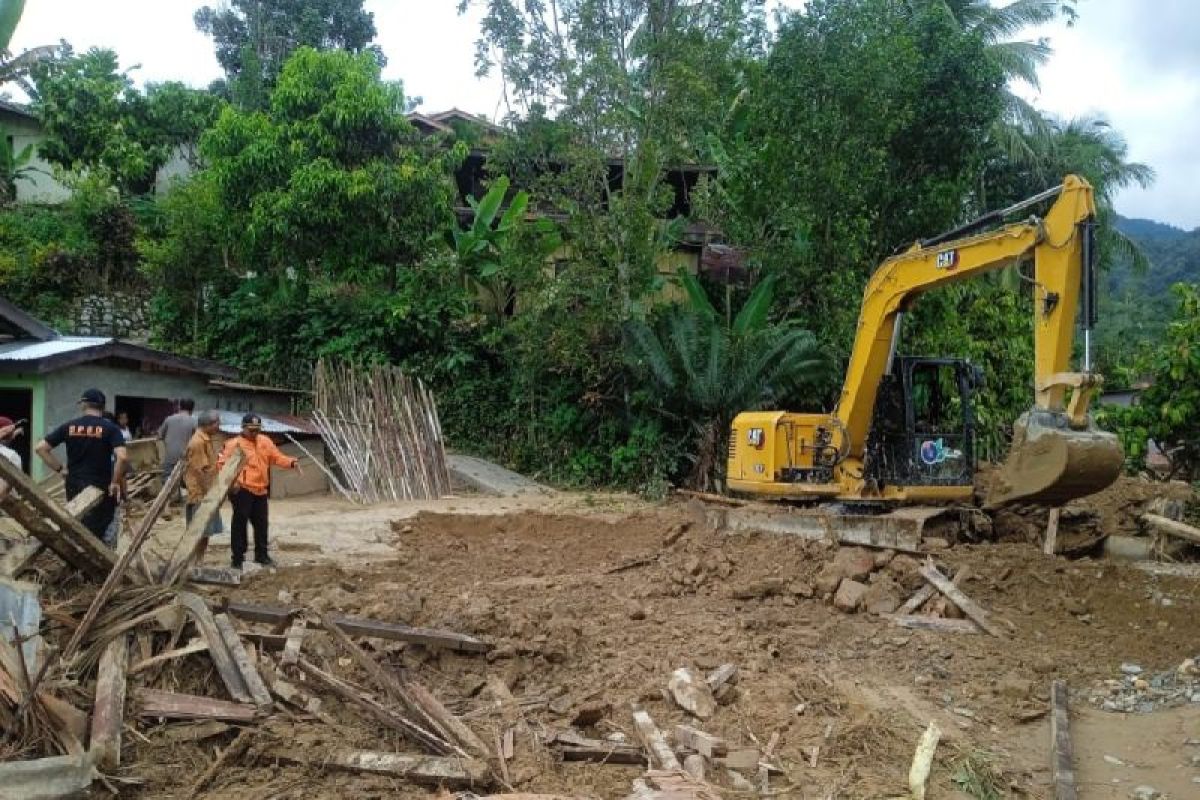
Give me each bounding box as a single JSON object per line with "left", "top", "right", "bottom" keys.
{"left": 79, "top": 388, "right": 106, "bottom": 406}
{"left": 242, "top": 413, "right": 262, "bottom": 426}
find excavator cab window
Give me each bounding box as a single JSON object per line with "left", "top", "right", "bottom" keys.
{"left": 865, "top": 357, "right": 976, "bottom": 488}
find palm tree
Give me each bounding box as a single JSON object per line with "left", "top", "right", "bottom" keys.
{"left": 627, "top": 271, "right": 828, "bottom": 490}
{"left": 942, "top": 0, "right": 1075, "bottom": 166}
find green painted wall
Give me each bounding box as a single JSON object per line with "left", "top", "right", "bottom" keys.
{"left": 0, "top": 372, "right": 47, "bottom": 479}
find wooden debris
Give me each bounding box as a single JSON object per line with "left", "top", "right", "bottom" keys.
{"left": 187, "top": 566, "right": 241, "bottom": 586}
{"left": 605, "top": 554, "right": 659, "bottom": 574}
{"left": 0, "top": 753, "right": 96, "bottom": 799}
{"left": 1143, "top": 513, "right": 1200, "bottom": 546}
{"left": 495, "top": 729, "right": 511, "bottom": 785}
{"left": 705, "top": 663, "right": 738, "bottom": 693}
{"left": 629, "top": 770, "right": 722, "bottom": 800}
{"left": 295, "top": 657, "right": 453, "bottom": 754}
{"left": 928, "top": 566, "right": 969, "bottom": 618}
{"left": 631, "top": 708, "right": 681, "bottom": 771}
{"left": 717, "top": 748, "right": 760, "bottom": 771}
{"left": 668, "top": 667, "right": 717, "bottom": 719}
{"left": 0, "top": 456, "right": 118, "bottom": 579}
{"left": 157, "top": 720, "right": 230, "bottom": 743}
{"left": 407, "top": 678, "right": 492, "bottom": 760}
{"left": 269, "top": 746, "right": 489, "bottom": 787}
{"left": 224, "top": 601, "right": 489, "bottom": 653}
{"left": 886, "top": 614, "right": 981, "bottom": 634}
{"left": 186, "top": 727, "right": 253, "bottom": 799}
{"left": 161, "top": 447, "right": 245, "bottom": 584}
{"left": 674, "top": 725, "right": 727, "bottom": 758}
{"left": 90, "top": 635, "right": 130, "bottom": 771}
{"left": 907, "top": 721, "right": 941, "bottom": 800}
{"left": 177, "top": 593, "right": 251, "bottom": 703}
{"left": 136, "top": 689, "right": 256, "bottom": 722}
{"left": 129, "top": 639, "right": 208, "bottom": 676}
{"left": 1044, "top": 508, "right": 1062, "bottom": 555}
{"left": 918, "top": 563, "right": 1006, "bottom": 638}
{"left": 281, "top": 617, "right": 306, "bottom": 665}
{"left": 1050, "top": 680, "right": 1077, "bottom": 800}
{"left": 683, "top": 754, "right": 706, "bottom": 782}
{"left": 214, "top": 614, "right": 273, "bottom": 711}
{"left": 674, "top": 489, "right": 744, "bottom": 507}
{"left": 552, "top": 730, "right": 644, "bottom": 765}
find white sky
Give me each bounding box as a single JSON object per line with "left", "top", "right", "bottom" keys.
{"left": 8, "top": 0, "right": 1198, "bottom": 228}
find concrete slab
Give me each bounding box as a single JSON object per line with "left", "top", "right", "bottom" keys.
{"left": 0, "top": 752, "right": 96, "bottom": 799}
{"left": 446, "top": 454, "right": 552, "bottom": 497}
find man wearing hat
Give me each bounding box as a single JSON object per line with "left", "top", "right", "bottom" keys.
{"left": 217, "top": 413, "right": 299, "bottom": 570}
{"left": 35, "top": 388, "right": 128, "bottom": 541}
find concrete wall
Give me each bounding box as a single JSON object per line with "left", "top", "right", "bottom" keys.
{"left": 3, "top": 112, "right": 72, "bottom": 205}
{"left": 273, "top": 441, "right": 329, "bottom": 498}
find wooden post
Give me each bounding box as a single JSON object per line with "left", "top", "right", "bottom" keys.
{"left": 161, "top": 448, "right": 244, "bottom": 584}
{"left": 1044, "top": 508, "right": 1061, "bottom": 556}
{"left": 1050, "top": 680, "right": 1077, "bottom": 800}
{"left": 90, "top": 635, "right": 130, "bottom": 770}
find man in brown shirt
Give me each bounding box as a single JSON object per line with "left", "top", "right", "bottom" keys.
{"left": 184, "top": 410, "right": 225, "bottom": 562}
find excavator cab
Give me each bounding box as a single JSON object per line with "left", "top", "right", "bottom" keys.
{"left": 864, "top": 357, "right": 982, "bottom": 492}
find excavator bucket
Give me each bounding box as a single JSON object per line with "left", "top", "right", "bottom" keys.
{"left": 985, "top": 410, "right": 1123, "bottom": 508}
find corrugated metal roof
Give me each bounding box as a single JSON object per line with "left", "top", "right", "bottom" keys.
{"left": 216, "top": 410, "right": 319, "bottom": 436}
{"left": 0, "top": 336, "right": 112, "bottom": 361}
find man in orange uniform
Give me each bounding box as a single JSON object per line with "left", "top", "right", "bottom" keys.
{"left": 217, "top": 413, "right": 299, "bottom": 570}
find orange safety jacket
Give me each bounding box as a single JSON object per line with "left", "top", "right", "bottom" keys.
{"left": 218, "top": 433, "right": 297, "bottom": 496}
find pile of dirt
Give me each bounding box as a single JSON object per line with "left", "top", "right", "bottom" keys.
{"left": 129, "top": 500, "right": 1200, "bottom": 799}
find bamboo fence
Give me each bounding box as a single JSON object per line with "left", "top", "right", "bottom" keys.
{"left": 312, "top": 360, "right": 451, "bottom": 503}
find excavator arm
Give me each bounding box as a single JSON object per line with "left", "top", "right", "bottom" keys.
{"left": 727, "top": 176, "right": 1123, "bottom": 506}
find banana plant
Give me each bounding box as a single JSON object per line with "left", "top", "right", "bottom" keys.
{"left": 0, "top": 0, "right": 61, "bottom": 90}
{"left": 452, "top": 175, "right": 561, "bottom": 324}
{"left": 0, "top": 129, "right": 40, "bottom": 203}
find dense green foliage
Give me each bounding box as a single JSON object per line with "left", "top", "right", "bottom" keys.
{"left": 0, "top": 0, "right": 1179, "bottom": 491}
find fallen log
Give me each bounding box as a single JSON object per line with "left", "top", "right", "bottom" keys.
{"left": 1143, "top": 513, "right": 1200, "bottom": 546}
{"left": 268, "top": 747, "right": 489, "bottom": 788}
{"left": 136, "top": 689, "right": 257, "bottom": 722}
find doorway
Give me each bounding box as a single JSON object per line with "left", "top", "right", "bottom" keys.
{"left": 0, "top": 387, "right": 35, "bottom": 472}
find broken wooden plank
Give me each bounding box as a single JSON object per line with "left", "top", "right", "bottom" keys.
{"left": 225, "top": 600, "right": 490, "bottom": 653}
{"left": 885, "top": 615, "right": 981, "bottom": 634}
{"left": 281, "top": 617, "right": 306, "bottom": 665}
{"left": 683, "top": 754, "right": 706, "bottom": 782}
{"left": 162, "top": 447, "right": 244, "bottom": 584}
{"left": 63, "top": 486, "right": 105, "bottom": 519}
{"left": 242, "top": 631, "right": 288, "bottom": 652}
{"left": 918, "top": 563, "right": 1005, "bottom": 638}
{"left": 631, "top": 708, "right": 680, "bottom": 771}
{"left": 1044, "top": 508, "right": 1062, "bottom": 555}
{"left": 177, "top": 592, "right": 251, "bottom": 703}
{"left": 157, "top": 720, "right": 230, "bottom": 744}
{"left": 550, "top": 729, "right": 644, "bottom": 765}
{"left": 675, "top": 724, "right": 728, "bottom": 758}
{"left": 1050, "top": 680, "right": 1077, "bottom": 800}
{"left": 187, "top": 727, "right": 253, "bottom": 799}
{"left": 705, "top": 663, "right": 738, "bottom": 693}
{"left": 406, "top": 679, "right": 491, "bottom": 761}
{"left": 1143, "top": 513, "right": 1200, "bottom": 546}
{"left": 928, "top": 566, "right": 970, "bottom": 618}
{"left": 136, "top": 688, "right": 256, "bottom": 722}
{"left": 295, "top": 657, "right": 453, "bottom": 754}
{"left": 214, "top": 614, "right": 273, "bottom": 712}
{"left": 129, "top": 639, "right": 208, "bottom": 676}
{"left": 188, "top": 566, "right": 241, "bottom": 586}
{"left": 269, "top": 747, "right": 489, "bottom": 788}
{"left": 90, "top": 634, "right": 130, "bottom": 771}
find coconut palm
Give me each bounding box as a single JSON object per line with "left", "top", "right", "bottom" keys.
{"left": 627, "top": 271, "right": 829, "bottom": 490}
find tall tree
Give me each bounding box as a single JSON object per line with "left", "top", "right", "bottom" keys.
{"left": 195, "top": 0, "right": 382, "bottom": 107}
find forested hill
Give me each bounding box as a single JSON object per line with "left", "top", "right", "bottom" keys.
{"left": 1112, "top": 215, "right": 1200, "bottom": 297}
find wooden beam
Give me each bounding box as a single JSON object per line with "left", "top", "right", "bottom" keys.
{"left": 214, "top": 614, "right": 273, "bottom": 712}
{"left": 1143, "top": 513, "right": 1200, "bottom": 546}
{"left": 1044, "top": 508, "right": 1062, "bottom": 555}
{"left": 406, "top": 679, "right": 492, "bottom": 761}
{"left": 63, "top": 486, "right": 105, "bottom": 518}
{"left": 268, "top": 747, "right": 489, "bottom": 788}
{"left": 225, "top": 601, "right": 489, "bottom": 653}
{"left": 90, "top": 635, "right": 130, "bottom": 771}
{"left": 1050, "top": 680, "right": 1077, "bottom": 800}
{"left": 162, "top": 447, "right": 244, "bottom": 584}
{"left": 135, "top": 688, "right": 256, "bottom": 722}
{"left": 918, "top": 563, "right": 1005, "bottom": 638}
{"left": 177, "top": 592, "right": 251, "bottom": 703}
{"left": 631, "top": 708, "right": 680, "bottom": 771}
{"left": 885, "top": 615, "right": 981, "bottom": 634}
{"left": 281, "top": 617, "right": 306, "bottom": 665}
{"left": 674, "top": 725, "right": 728, "bottom": 758}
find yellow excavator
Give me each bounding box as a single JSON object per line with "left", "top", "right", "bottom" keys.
{"left": 727, "top": 175, "right": 1123, "bottom": 509}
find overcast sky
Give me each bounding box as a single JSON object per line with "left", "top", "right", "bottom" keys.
{"left": 8, "top": 0, "right": 1198, "bottom": 228}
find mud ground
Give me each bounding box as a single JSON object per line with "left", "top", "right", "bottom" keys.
{"left": 110, "top": 478, "right": 1200, "bottom": 800}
